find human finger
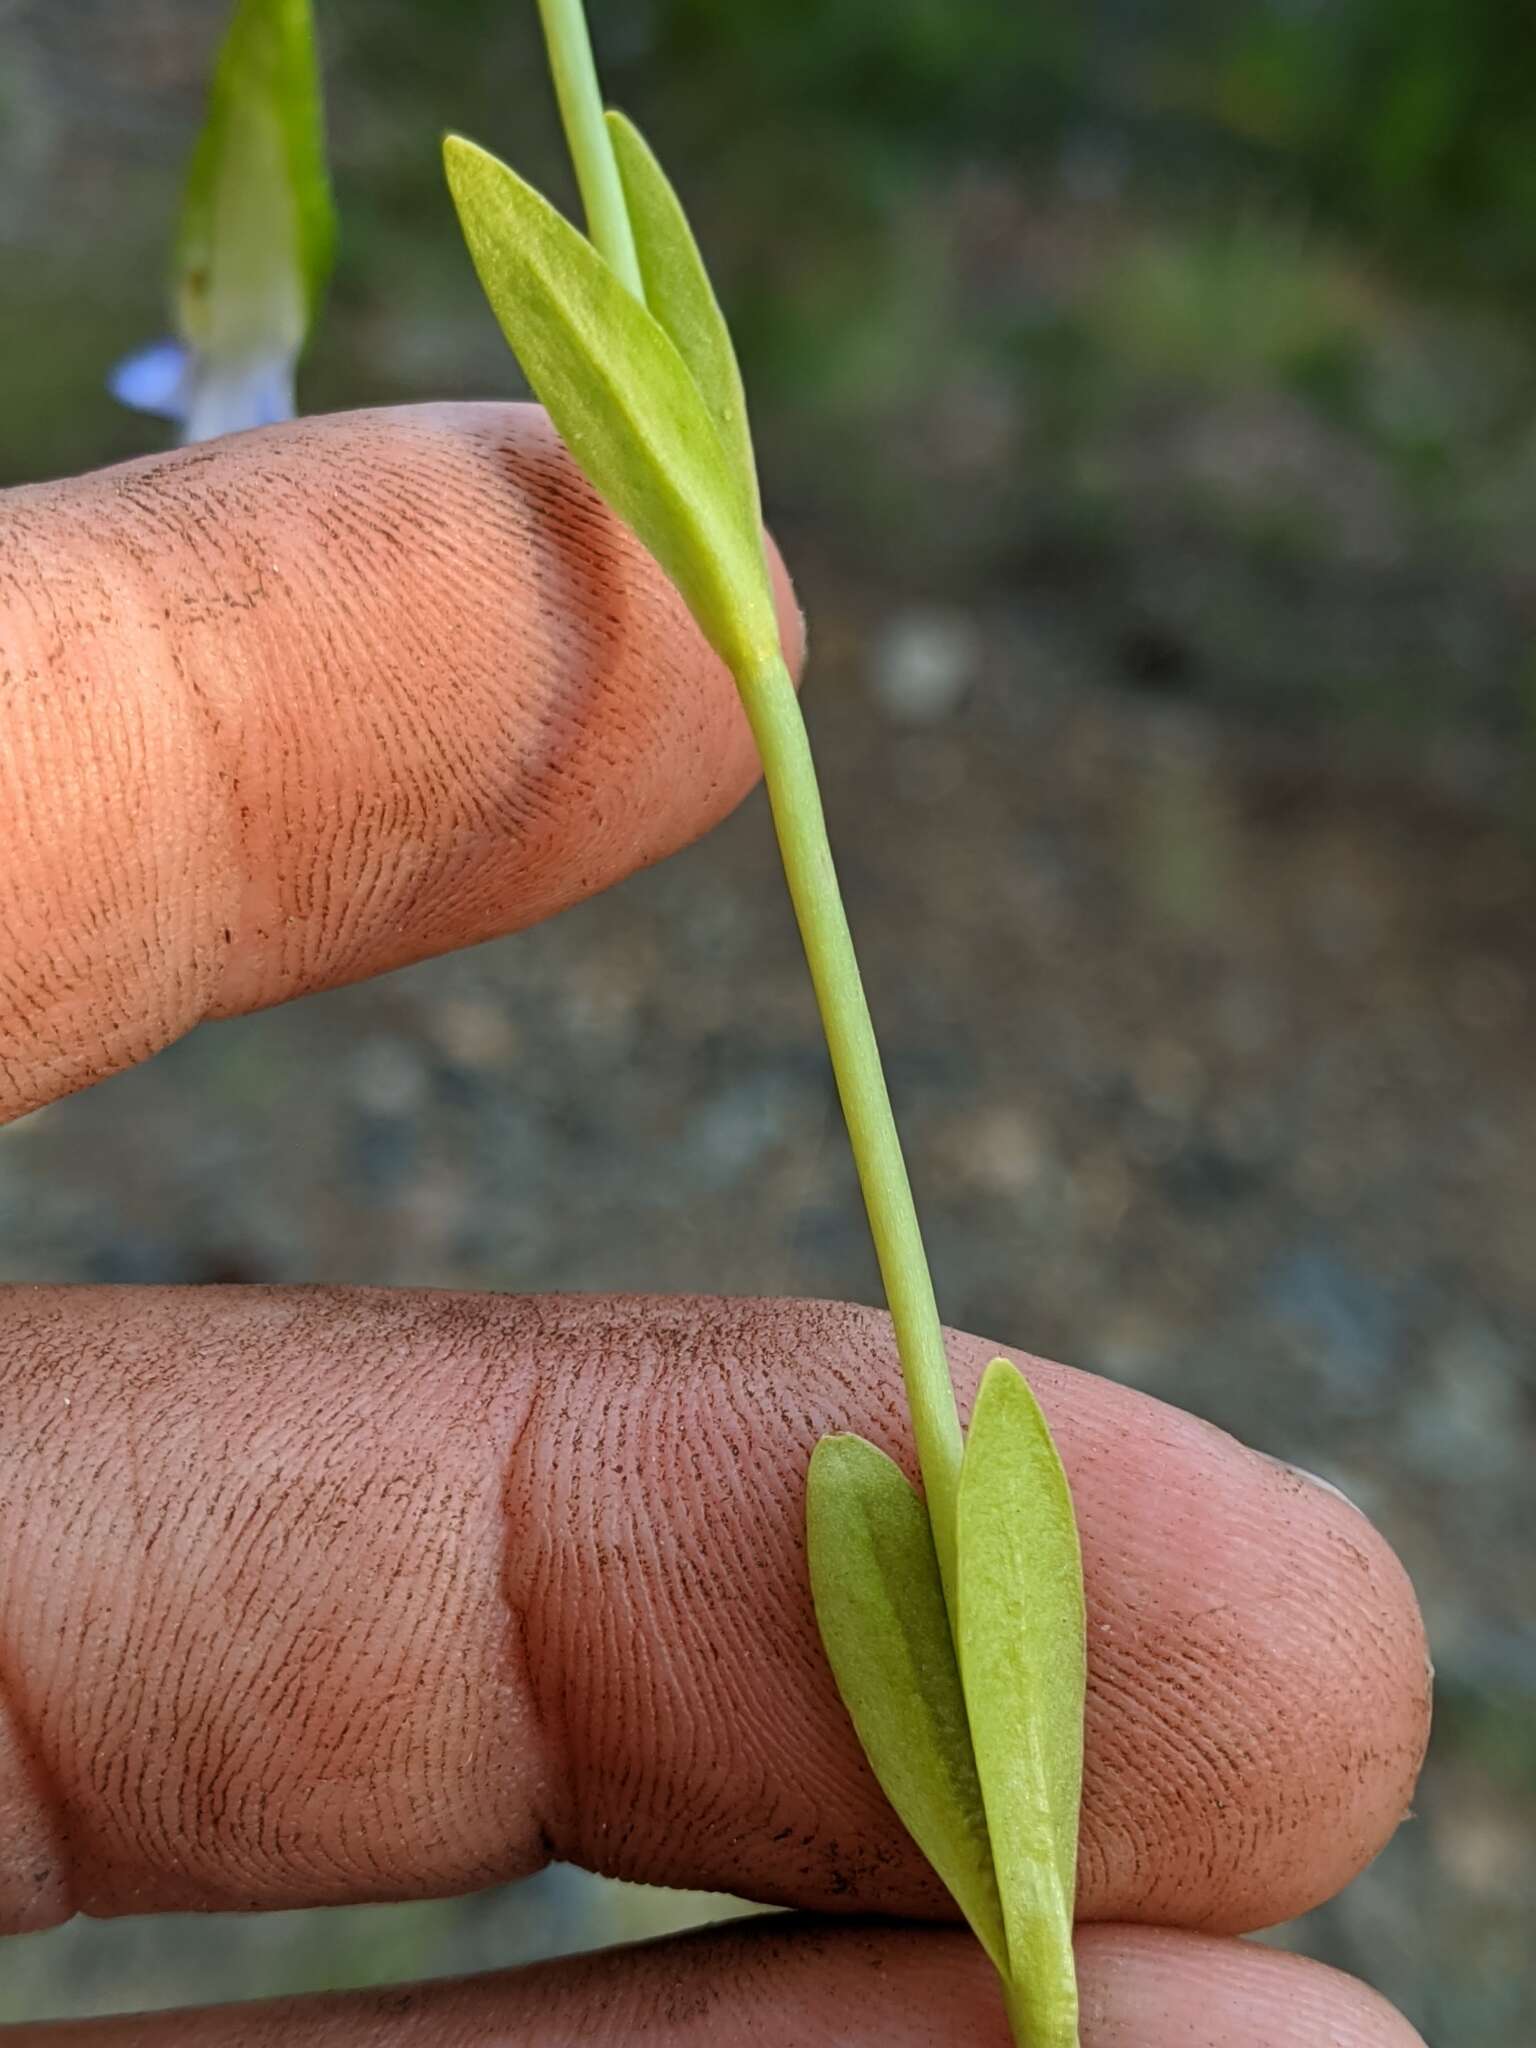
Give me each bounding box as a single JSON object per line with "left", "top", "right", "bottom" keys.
{"left": 0, "top": 1290, "right": 1429, "bottom": 1936}
{"left": 0, "top": 403, "right": 802, "bottom": 1123}
{"left": 0, "top": 1922, "right": 1427, "bottom": 2046}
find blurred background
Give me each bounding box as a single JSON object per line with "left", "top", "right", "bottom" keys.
{"left": 2, "top": 0, "right": 1534, "bottom": 2038}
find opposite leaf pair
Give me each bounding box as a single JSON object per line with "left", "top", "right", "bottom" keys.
{"left": 809, "top": 1360, "right": 1086, "bottom": 2048}
{"left": 445, "top": 122, "right": 779, "bottom": 683}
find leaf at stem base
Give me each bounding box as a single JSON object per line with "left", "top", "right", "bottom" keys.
{"left": 806, "top": 1431, "right": 1007, "bottom": 1975}
{"left": 956, "top": 1359, "right": 1087, "bottom": 2048}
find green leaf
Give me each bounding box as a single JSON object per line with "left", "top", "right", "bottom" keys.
{"left": 444, "top": 135, "right": 781, "bottom": 678}
{"left": 806, "top": 1432, "right": 1008, "bottom": 1975}
{"left": 605, "top": 111, "right": 761, "bottom": 529}
{"left": 956, "top": 1360, "right": 1086, "bottom": 2048}
{"left": 177, "top": 0, "right": 335, "bottom": 354}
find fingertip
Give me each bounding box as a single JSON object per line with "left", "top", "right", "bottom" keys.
{"left": 942, "top": 1332, "right": 1431, "bottom": 1932}
{"left": 1077, "top": 1926, "right": 1428, "bottom": 2047}
{"left": 1, "top": 401, "right": 804, "bottom": 1114}
{"left": 199, "top": 398, "right": 806, "bottom": 1004}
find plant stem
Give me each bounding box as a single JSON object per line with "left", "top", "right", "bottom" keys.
{"left": 534, "top": 0, "right": 643, "bottom": 298}
{"left": 1004, "top": 1971, "right": 1079, "bottom": 2048}
{"left": 742, "top": 653, "right": 965, "bottom": 1604}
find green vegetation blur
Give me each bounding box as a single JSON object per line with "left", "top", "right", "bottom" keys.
{"left": 5, "top": 0, "right": 1536, "bottom": 753}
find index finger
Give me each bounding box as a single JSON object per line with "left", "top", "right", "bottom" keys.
{"left": 0, "top": 404, "right": 802, "bottom": 1122}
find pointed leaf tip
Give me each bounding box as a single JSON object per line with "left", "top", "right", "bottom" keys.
{"left": 605, "top": 110, "right": 760, "bottom": 530}
{"left": 443, "top": 133, "right": 778, "bottom": 677}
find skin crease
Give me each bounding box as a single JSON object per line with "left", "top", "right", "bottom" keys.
{"left": 0, "top": 406, "right": 1429, "bottom": 2043}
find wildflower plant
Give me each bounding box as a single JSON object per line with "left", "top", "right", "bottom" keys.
{"left": 112, "top": 0, "right": 333, "bottom": 444}
{"left": 444, "top": 4, "right": 1089, "bottom": 2041}
{"left": 115, "top": 0, "right": 1090, "bottom": 2036}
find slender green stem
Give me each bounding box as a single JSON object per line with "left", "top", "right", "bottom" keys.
{"left": 1004, "top": 1971, "right": 1079, "bottom": 2048}
{"left": 535, "top": 0, "right": 644, "bottom": 298}
{"left": 742, "top": 654, "right": 965, "bottom": 1604}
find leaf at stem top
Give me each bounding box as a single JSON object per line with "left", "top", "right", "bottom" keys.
{"left": 443, "top": 135, "right": 780, "bottom": 679}
{"left": 806, "top": 1432, "right": 1008, "bottom": 1976}
{"left": 605, "top": 111, "right": 761, "bottom": 530}
{"left": 178, "top": 0, "right": 335, "bottom": 358}
{"left": 956, "top": 1359, "right": 1086, "bottom": 2048}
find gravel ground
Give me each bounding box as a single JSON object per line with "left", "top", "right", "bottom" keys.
{"left": 3, "top": 581, "right": 1531, "bottom": 2041}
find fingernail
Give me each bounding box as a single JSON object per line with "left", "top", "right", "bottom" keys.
{"left": 1262, "top": 1454, "right": 1363, "bottom": 1513}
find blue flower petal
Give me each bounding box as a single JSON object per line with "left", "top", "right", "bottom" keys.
{"left": 110, "top": 338, "right": 299, "bottom": 445}
{"left": 109, "top": 338, "right": 192, "bottom": 421}
{"left": 180, "top": 354, "right": 297, "bottom": 444}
